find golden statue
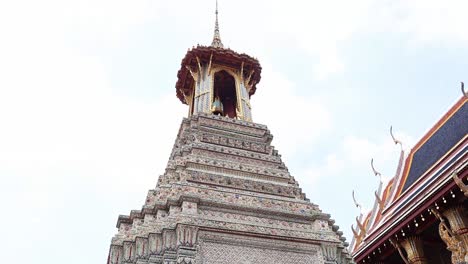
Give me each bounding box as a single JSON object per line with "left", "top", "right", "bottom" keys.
{"left": 439, "top": 221, "right": 466, "bottom": 263}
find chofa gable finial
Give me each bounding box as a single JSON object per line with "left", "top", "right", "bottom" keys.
{"left": 462, "top": 81, "right": 467, "bottom": 98}
{"left": 371, "top": 158, "right": 382, "bottom": 181}
{"left": 352, "top": 190, "right": 363, "bottom": 213}
{"left": 390, "top": 126, "right": 403, "bottom": 150}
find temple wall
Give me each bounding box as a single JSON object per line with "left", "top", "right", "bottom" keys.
{"left": 196, "top": 231, "right": 322, "bottom": 264}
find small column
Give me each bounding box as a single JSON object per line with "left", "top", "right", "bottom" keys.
{"left": 135, "top": 237, "right": 149, "bottom": 263}
{"left": 123, "top": 241, "right": 136, "bottom": 264}
{"left": 148, "top": 233, "right": 163, "bottom": 264}
{"left": 162, "top": 230, "right": 177, "bottom": 262}
{"left": 400, "top": 236, "right": 428, "bottom": 264}
{"left": 176, "top": 225, "right": 198, "bottom": 263}
{"left": 109, "top": 245, "right": 123, "bottom": 264}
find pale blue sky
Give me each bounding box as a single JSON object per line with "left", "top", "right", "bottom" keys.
{"left": 0, "top": 0, "right": 467, "bottom": 263}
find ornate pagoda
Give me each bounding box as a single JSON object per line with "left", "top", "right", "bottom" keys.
{"left": 349, "top": 90, "right": 467, "bottom": 264}
{"left": 107, "top": 4, "right": 352, "bottom": 264}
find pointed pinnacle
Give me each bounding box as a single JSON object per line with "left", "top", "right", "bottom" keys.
{"left": 211, "top": 0, "right": 224, "bottom": 48}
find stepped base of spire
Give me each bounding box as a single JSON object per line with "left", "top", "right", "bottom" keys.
{"left": 108, "top": 114, "right": 352, "bottom": 264}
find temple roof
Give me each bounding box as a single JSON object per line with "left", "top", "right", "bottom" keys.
{"left": 396, "top": 99, "right": 467, "bottom": 195}
{"left": 350, "top": 95, "right": 468, "bottom": 259}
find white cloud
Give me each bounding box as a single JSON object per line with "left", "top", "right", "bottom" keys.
{"left": 268, "top": 0, "right": 372, "bottom": 77}
{"left": 377, "top": 0, "right": 468, "bottom": 45}
{"left": 0, "top": 46, "right": 186, "bottom": 182}
{"left": 298, "top": 129, "right": 416, "bottom": 193}
{"left": 224, "top": 0, "right": 468, "bottom": 78}
{"left": 343, "top": 136, "right": 393, "bottom": 165}
{"left": 313, "top": 49, "right": 345, "bottom": 80}
{"left": 0, "top": 20, "right": 186, "bottom": 260}
{"left": 252, "top": 63, "right": 332, "bottom": 159}
{"left": 339, "top": 131, "right": 415, "bottom": 176}
{"left": 297, "top": 132, "right": 416, "bottom": 241}
{"left": 0, "top": 0, "right": 157, "bottom": 43}
{"left": 325, "top": 153, "right": 343, "bottom": 173}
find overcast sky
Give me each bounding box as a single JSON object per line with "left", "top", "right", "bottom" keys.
{"left": 0, "top": 0, "right": 467, "bottom": 263}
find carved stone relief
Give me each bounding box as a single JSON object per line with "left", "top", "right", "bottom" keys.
{"left": 108, "top": 114, "right": 351, "bottom": 264}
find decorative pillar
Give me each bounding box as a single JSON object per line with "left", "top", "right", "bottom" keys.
{"left": 109, "top": 245, "right": 123, "bottom": 264}
{"left": 135, "top": 237, "right": 149, "bottom": 262}
{"left": 123, "top": 241, "right": 135, "bottom": 264}
{"left": 148, "top": 233, "right": 163, "bottom": 264}
{"left": 176, "top": 225, "right": 198, "bottom": 263}
{"left": 162, "top": 230, "right": 177, "bottom": 262}
{"left": 399, "top": 236, "right": 428, "bottom": 264}
{"left": 439, "top": 205, "right": 468, "bottom": 264}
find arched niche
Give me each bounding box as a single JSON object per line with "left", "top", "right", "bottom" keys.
{"left": 212, "top": 70, "right": 238, "bottom": 118}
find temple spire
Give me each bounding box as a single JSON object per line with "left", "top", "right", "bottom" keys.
{"left": 211, "top": 0, "right": 224, "bottom": 48}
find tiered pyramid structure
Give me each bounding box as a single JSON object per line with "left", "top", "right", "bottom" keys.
{"left": 107, "top": 5, "right": 352, "bottom": 264}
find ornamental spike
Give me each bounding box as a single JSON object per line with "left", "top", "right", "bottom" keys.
{"left": 211, "top": 0, "right": 224, "bottom": 48}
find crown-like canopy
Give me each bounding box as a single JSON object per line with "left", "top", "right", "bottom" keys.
{"left": 175, "top": 47, "right": 262, "bottom": 105}
{"left": 175, "top": 2, "right": 262, "bottom": 105}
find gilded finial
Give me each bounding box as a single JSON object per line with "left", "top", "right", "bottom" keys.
{"left": 211, "top": 0, "right": 224, "bottom": 48}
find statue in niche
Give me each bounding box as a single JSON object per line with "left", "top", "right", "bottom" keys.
{"left": 211, "top": 96, "right": 224, "bottom": 115}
